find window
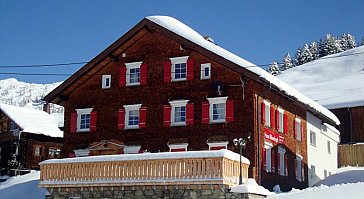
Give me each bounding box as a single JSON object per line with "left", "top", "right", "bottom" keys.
{"left": 207, "top": 142, "right": 228, "bottom": 150}
{"left": 278, "top": 146, "right": 287, "bottom": 176}
{"left": 277, "top": 108, "right": 284, "bottom": 132}
{"left": 208, "top": 97, "right": 228, "bottom": 123}
{"left": 76, "top": 108, "right": 93, "bottom": 132}
{"left": 10, "top": 121, "right": 17, "bottom": 130}
{"left": 329, "top": 171, "right": 332, "bottom": 176}
{"left": 124, "top": 104, "right": 142, "bottom": 129}
{"left": 170, "top": 56, "right": 188, "bottom": 81}
{"left": 48, "top": 148, "right": 60, "bottom": 158}
{"left": 262, "top": 100, "right": 271, "bottom": 127}
{"left": 311, "top": 165, "right": 316, "bottom": 179}
{"left": 102, "top": 75, "right": 111, "bottom": 89}
{"left": 263, "top": 142, "right": 273, "bottom": 173}
{"left": 295, "top": 117, "right": 302, "bottom": 141}
{"left": 200, "top": 63, "right": 211, "bottom": 79}
{"left": 324, "top": 169, "right": 328, "bottom": 178}
{"left": 170, "top": 100, "right": 188, "bottom": 126}
{"left": 327, "top": 141, "right": 331, "bottom": 154}
{"left": 310, "top": 131, "right": 316, "bottom": 146}
{"left": 34, "top": 146, "right": 41, "bottom": 156}
{"left": 168, "top": 144, "right": 188, "bottom": 152}
{"left": 125, "top": 61, "right": 142, "bottom": 86}
{"left": 295, "top": 155, "right": 303, "bottom": 181}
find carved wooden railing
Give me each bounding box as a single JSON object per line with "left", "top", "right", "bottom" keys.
{"left": 39, "top": 150, "right": 249, "bottom": 188}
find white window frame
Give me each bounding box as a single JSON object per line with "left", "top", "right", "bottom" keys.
{"left": 296, "top": 155, "right": 303, "bottom": 181}
{"left": 200, "top": 63, "right": 211, "bottom": 80}
{"left": 278, "top": 145, "right": 286, "bottom": 176}
{"left": 168, "top": 143, "right": 188, "bottom": 152}
{"left": 327, "top": 140, "right": 331, "bottom": 154}
{"left": 264, "top": 142, "right": 273, "bottom": 173}
{"left": 263, "top": 100, "right": 271, "bottom": 127}
{"left": 102, "top": 75, "right": 111, "bottom": 89}
{"left": 76, "top": 108, "right": 93, "bottom": 132}
{"left": 169, "top": 100, "right": 189, "bottom": 126}
{"left": 34, "top": 146, "right": 41, "bottom": 156}
{"left": 207, "top": 97, "right": 228, "bottom": 123}
{"left": 208, "top": 141, "right": 228, "bottom": 150}
{"left": 277, "top": 108, "right": 284, "bottom": 133}
{"left": 295, "top": 117, "right": 302, "bottom": 141}
{"left": 310, "top": 131, "right": 316, "bottom": 147}
{"left": 170, "top": 56, "right": 188, "bottom": 82}
{"left": 125, "top": 61, "right": 142, "bottom": 86}
{"left": 123, "top": 104, "right": 142, "bottom": 129}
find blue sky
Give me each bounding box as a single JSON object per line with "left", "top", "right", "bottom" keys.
{"left": 1, "top": 0, "right": 363, "bottom": 83}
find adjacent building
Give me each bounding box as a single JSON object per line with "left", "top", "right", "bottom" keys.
{"left": 44, "top": 16, "right": 339, "bottom": 191}
{"left": 0, "top": 103, "right": 63, "bottom": 175}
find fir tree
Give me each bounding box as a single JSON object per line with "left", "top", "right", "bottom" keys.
{"left": 309, "top": 42, "right": 320, "bottom": 60}
{"left": 281, "top": 53, "right": 293, "bottom": 71}
{"left": 294, "top": 47, "right": 303, "bottom": 65}
{"left": 267, "top": 61, "right": 280, "bottom": 75}
{"left": 340, "top": 33, "right": 356, "bottom": 51}
{"left": 295, "top": 44, "right": 313, "bottom": 65}
{"left": 320, "top": 34, "right": 342, "bottom": 56}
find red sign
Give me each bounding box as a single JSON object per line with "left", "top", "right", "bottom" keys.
{"left": 264, "top": 128, "right": 284, "bottom": 144}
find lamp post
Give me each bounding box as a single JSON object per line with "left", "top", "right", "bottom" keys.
{"left": 233, "top": 133, "right": 251, "bottom": 185}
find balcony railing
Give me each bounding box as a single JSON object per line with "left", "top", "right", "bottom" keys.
{"left": 39, "top": 149, "right": 250, "bottom": 188}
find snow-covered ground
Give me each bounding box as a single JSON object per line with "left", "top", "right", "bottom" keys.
{"left": 1, "top": 167, "right": 363, "bottom": 198}
{"left": 278, "top": 46, "right": 364, "bottom": 109}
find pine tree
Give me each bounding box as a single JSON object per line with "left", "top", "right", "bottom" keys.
{"left": 320, "top": 34, "right": 342, "bottom": 56}
{"left": 267, "top": 61, "right": 280, "bottom": 75}
{"left": 340, "top": 33, "right": 356, "bottom": 51}
{"left": 309, "top": 42, "right": 320, "bottom": 60}
{"left": 295, "top": 44, "right": 313, "bottom": 65}
{"left": 281, "top": 53, "right": 293, "bottom": 71}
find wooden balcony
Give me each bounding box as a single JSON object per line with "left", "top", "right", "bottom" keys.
{"left": 39, "top": 150, "right": 250, "bottom": 188}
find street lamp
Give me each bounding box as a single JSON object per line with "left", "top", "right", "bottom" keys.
{"left": 233, "top": 133, "right": 251, "bottom": 185}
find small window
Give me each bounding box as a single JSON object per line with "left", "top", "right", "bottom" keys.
{"left": 324, "top": 169, "right": 328, "bottom": 178}
{"left": 34, "top": 146, "right": 41, "bottom": 156}
{"left": 277, "top": 108, "right": 284, "bottom": 133}
{"left": 102, "top": 75, "right": 111, "bottom": 89}
{"left": 263, "top": 101, "right": 271, "bottom": 127}
{"left": 169, "top": 100, "right": 189, "bottom": 126}
{"left": 295, "top": 155, "right": 303, "bottom": 181}
{"left": 311, "top": 165, "right": 316, "bottom": 179}
{"left": 76, "top": 108, "right": 93, "bottom": 132}
{"left": 327, "top": 141, "right": 331, "bottom": 154}
{"left": 125, "top": 62, "right": 142, "bottom": 86}
{"left": 124, "top": 104, "right": 142, "bottom": 129}
{"left": 208, "top": 97, "right": 228, "bottom": 123}
{"left": 310, "top": 131, "right": 316, "bottom": 146}
{"left": 295, "top": 118, "right": 302, "bottom": 141}
{"left": 200, "top": 63, "right": 211, "bottom": 79}
{"left": 264, "top": 143, "right": 273, "bottom": 173}
{"left": 170, "top": 56, "right": 188, "bottom": 81}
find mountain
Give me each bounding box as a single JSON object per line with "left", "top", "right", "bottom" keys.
{"left": 277, "top": 46, "right": 364, "bottom": 109}
{"left": 0, "top": 78, "right": 63, "bottom": 113}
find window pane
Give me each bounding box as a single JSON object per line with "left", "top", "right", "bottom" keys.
{"left": 129, "top": 68, "right": 140, "bottom": 83}
{"left": 128, "top": 110, "right": 139, "bottom": 126}
{"left": 80, "top": 114, "right": 90, "bottom": 129}
{"left": 204, "top": 67, "right": 209, "bottom": 77}
{"left": 175, "top": 63, "right": 186, "bottom": 79}
{"left": 105, "top": 78, "right": 110, "bottom": 87}
{"left": 213, "top": 103, "right": 225, "bottom": 120}
{"left": 174, "top": 106, "right": 186, "bottom": 123}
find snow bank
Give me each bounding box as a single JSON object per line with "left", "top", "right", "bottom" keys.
{"left": 0, "top": 103, "right": 63, "bottom": 138}
{"left": 278, "top": 46, "right": 364, "bottom": 109}
{"left": 146, "top": 16, "right": 339, "bottom": 125}
{"left": 314, "top": 167, "right": 364, "bottom": 186}
{"left": 41, "top": 149, "right": 250, "bottom": 165}
{"left": 230, "top": 178, "right": 271, "bottom": 196}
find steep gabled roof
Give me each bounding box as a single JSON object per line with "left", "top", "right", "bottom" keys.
{"left": 0, "top": 103, "right": 63, "bottom": 138}
{"left": 44, "top": 16, "right": 339, "bottom": 125}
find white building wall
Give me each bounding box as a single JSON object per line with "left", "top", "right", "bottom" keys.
{"left": 306, "top": 112, "right": 340, "bottom": 186}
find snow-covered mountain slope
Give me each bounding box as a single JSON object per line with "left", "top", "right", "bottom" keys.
{"left": 278, "top": 46, "right": 364, "bottom": 109}
{"left": 0, "top": 78, "right": 63, "bottom": 113}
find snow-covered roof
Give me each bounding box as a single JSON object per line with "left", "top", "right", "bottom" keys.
{"left": 0, "top": 103, "right": 63, "bottom": 138}
{"left": 278, "top": 46, "right": 364, "bottom": 110}
{"left": 146, "top": 16, "right": 340, "bottom": 125}
{"left": 40, "top": 149, "right": 250, "bottom": 165}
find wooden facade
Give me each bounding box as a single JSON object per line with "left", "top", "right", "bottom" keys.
{"left": 44, "top": 17, "right": 337, "bottom": 191}
{"left": 0, "top": 109, "right": 63, "bottom": 175}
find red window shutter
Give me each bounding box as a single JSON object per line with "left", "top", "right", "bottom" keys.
{"left": 283, "top": 113, "right": 288, "bottom": 134}
{"left": 270, "top": 106, "right": 275, "bottom": 129}
{"left": 139, "top": 107, "right": 147, "bottom": 128}
{"left": 275, "top": 110, "right": 280, "bottom": 130}
{"left": 226, "top": 99, "right": 234, "bottom": 122}
{"left": 277, "top": 152, "right": 281, "bottom": 175}
{"left": 284, "top": 154, "right": 288, "bottom": 176}
{"left": 187, "top": 57, "right": 194, "bottom": 80}
{"left": 262, "top": 148, "right": 266, "bottom": 171}
{"left": 186, "top": 103, "right": 194, "bottom": 125}
{"left": 294, "top": 120, "right": 297, "bottom": 139}
{"left": 163, "top": 60, "right": 171, "bottom": 83}
{"left": 140, "top": 63, "right": 147, "bottom": 85}
{"left": 261, "top": 102, "right": 266, "bottom": 124}
{"left": 301, "top": 123, "right": 304, "bottom": 141}
{"left": 210, "top": 146, "right": 226, "bottom": 150}
{"left": 90, "top": 111, "right": 97, "bottom": 132}
{"left": 70, "top": 112, "right": 77, "bottom": 133}
{"left": 201, "top": 102, "right": 210, "bottom": 124}
{"left": 271, "top": 150, "right": 275, "bottom": 173}
{"left": 119, "top": 65, "right": 126, "bottom": 87}
{"left": 118, "top": 108, "right": 125, "bottom": 130}
{"left": 163, "top": 105, "right": 171, "bottom": 127}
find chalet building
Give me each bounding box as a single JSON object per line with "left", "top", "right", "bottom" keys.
{"left": 44, "top": 16, "right": 339, "bottom": 191}
{"left": 0, "top": 103, "right": 63, "bottom": 175}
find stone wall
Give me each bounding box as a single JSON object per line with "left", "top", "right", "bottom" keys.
{"left": 46, "top": 185, "right": 267, "bottom": 199}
